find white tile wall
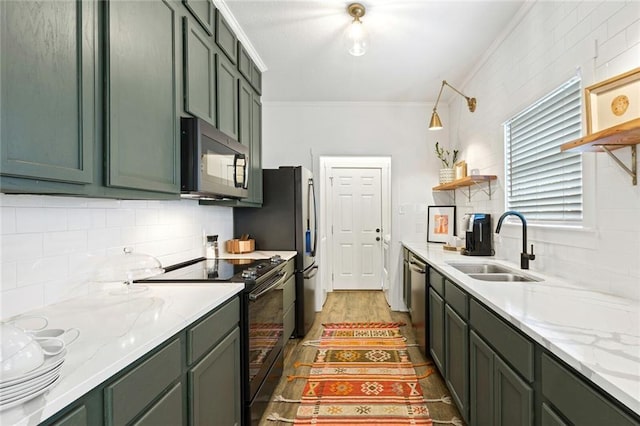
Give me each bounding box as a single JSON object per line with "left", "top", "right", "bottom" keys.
{"left": 0, "top": 194, "right": 234, "bottom": 318}
{"left": 449, "top": 1, "right": 640, "bottom": 300}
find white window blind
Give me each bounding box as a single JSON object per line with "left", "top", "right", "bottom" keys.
{"left": 505, "top": 77, "right": 582, "bottom": 222}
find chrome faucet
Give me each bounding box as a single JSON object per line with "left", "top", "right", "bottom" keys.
{"left": 495, "top": 211, "right": 535, "bottom": 270}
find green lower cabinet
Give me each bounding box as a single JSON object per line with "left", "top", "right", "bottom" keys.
{"left": 0, "top": 0, "right": 95, "bottom": 185}
{"left": 105, "top": 0, "right": 180, "bottom": 194}
{"left": 133, "top": 383, "right": 183, "bottom": 426}
{"left": 189, "top": 327, "right": 242, "bottom": 426}
{"left": 428, "top": 288, "right": 445, "bottom": 374}
{"left": 494, "top": 355, "right": 533, "bottom": 426}
{"left": 541, "top": 353, "right": 638, "bottom": 426}
{"left": 51, "top": 406, "right": 87, "bottom": 426}
{"left": 541, "top": 403, "right": 568, "bottom": 426}
{"left": 470, "top": 330, "right": 494, "bottom": 426}
{"left": 444, "top": 305, "right": 469, "bottom": 421}
{"left": 470, "top": 330, "right": 533, "bottom": 426}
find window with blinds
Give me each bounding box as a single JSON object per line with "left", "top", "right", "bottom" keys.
{"left": 504, "top": 77, "right": 582, "bottom": 222}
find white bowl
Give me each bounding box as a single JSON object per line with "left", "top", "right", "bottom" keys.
{"left": 1, "top": 324, "right": 35, "bottom": 362}
{"left": 1, "top": 340, "right": 44, "bottom": 380}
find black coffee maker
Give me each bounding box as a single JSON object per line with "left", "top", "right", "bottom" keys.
{"left": 462, "top": 214, "right": 494, "bottom": 256}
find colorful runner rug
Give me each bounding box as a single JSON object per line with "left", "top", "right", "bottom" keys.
{"left": 268, "top": 322, "right": 447, "bottom": 425}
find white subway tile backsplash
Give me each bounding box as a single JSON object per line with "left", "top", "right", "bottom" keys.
{"left": 17, "top": 208, "right": 67, "bottom": 233}
{"left": 106, "top": 209, "right": 135, "bottom": 228}
{"left": 16, "top": 255, "right": 69, "bottom": 287}
{"left": 43, "top": 230, "right": 87, "bottom": 256}
{"left": 67, "top": 209, "right": 92, "bottom": 231}
{"left": 1, "top": 262, "right": 17, "bottom": 291}
{"left": 88, "top": 228, "right": 123, "bottom": 251}
{"left": 1, "top": 233, "right": 43, "bottom": 262}
{"left": 1, "top": 284, "right": 45, "bottom": 319}
{"left": 0, "top": 207, "right": 16, "bottom": 234}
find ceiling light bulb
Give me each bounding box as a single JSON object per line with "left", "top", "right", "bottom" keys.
{"left": 346, "top": 3, "right": 369, "bottom": 57}
{"left": 347, "top": 19, "right": 368, "bottom": 56}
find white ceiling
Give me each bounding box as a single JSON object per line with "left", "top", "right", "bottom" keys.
{"left": 223, "top": 0, "right": 526, "bottom": 102}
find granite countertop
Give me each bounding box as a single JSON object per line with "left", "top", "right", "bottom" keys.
{"left": 402, "top": 241, "right": 640, "bottom": 416}
{"left": 0, "top": 283, "right": 244, "bottom": 425}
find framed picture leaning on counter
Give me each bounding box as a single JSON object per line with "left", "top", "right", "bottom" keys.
{"left": 427, "top": 205, "right": 456, "bottom": 243}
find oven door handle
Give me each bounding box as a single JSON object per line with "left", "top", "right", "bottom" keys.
{"left": 249, "top": 271, "right": 287, "bottom": 301}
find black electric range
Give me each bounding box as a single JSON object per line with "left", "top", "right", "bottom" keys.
{"left": 140, "top": 255, "right": 287, "bottom": 426}
{"left": 144, "top": 255, "right": 284, "bottom": 285}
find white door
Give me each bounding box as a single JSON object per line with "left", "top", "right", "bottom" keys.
{"left": 331, "top": 167, "right": 382, "bottom": 290}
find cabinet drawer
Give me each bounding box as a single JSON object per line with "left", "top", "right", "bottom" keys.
{"left": 429, "top": 268, "right": 444, "bottom": 296}
{"left": 541, "top": 353, "right": 637, "bottom": 426}
{"left": 469, "top": 300, "right": 533, "bottom": 381}
{"left": 281, "top": 274, "right": 295, "bottom": 309}
{"left": 445, "top": 279, "right": 468, "bottom": 319}
{"left": 105, "top": 338, "right": 181, "bottom": 426}
{"left": 133, "top": 382, "right": 183, "bottom": 426}
{"left": 188, "top": 297, "right": 239, "bottom": 364}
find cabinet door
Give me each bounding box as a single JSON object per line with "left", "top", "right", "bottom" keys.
{"left": 428, "top": 288, "right": 445, "bottom": 374}
{"left": 0, "top": 0, "right": 94, "bottom": 184}
{"left": 215, "top": 10, "right": 237, "bottom": 63}
{"left": 183, "top": 0, "right": 214, "bottom": 35}
{"left": 470, "top": 330, "right": 494, "bottom": 426}
{"left": 541, "top": 403, "right": 568, "bottom": 426}
{"left": 445, "top": 304, "right": 469, "bottom": 421}
{"left": 106, "top": 0, "right": 180, "bottom": 193}
{"left": 249, "top": 94, "right": 263, "bottom": 204}
{"left": 494, "top": 356, "right": 533, "bottom": 426}
{"left": 183, "top": 17, "right": 216, "bottom": 125}
{"left": 238, "top": 79, "right": 252, "bottom": 146}
{"left": 216, "top": 52, "right": 238, "bottom": 139}
{"left": 133, "top": 382, "right": 183, "bottom": 426}
{"left": 189, "top": 327, "right": 242, "bottom": 426}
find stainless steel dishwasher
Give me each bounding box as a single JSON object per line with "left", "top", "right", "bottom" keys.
{"left": 408, "top": 254, "right": 428, "bottom": 355}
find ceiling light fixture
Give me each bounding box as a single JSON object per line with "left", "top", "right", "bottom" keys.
{"left": 346, "top": 3, "right": 369, "bottom": 57}
{"left": 429, "top": 80, "right": 477, "bottom": 130}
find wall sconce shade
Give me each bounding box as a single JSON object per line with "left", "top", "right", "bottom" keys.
{"left": 429, "top": 80, "right": 476, "bottom": 130}
{"left": 346, "top": 3, "right": 369, "bottom": 57}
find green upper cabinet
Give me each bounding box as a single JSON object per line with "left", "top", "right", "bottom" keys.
{"left": 0, "top": 0, "right": 95, "bottom": 184}
{"left": 216, "top": 52, "right": 239, "bottom": 140}
{"left": 250, "top": 93, "right": 263, "bottom": 204}
{"left": 215, "top": 10, "right": 237, "bottom": 64}
{"left": 238, "top": 79, "right": 252, "bottom": 147}
{"left": 237, "top": 42, "right": 251, "bottom": 81}
{"left": 105, "top": 0, "right": 180, "bottom": 194}
{"left": 183, "top": 17, "right": 216, "bottom": 126}
{"left": 182, "top": 0, "right": 214, "bottom": 35}
{"left": 250, "top": 62, "right": 262, "bottom": 95}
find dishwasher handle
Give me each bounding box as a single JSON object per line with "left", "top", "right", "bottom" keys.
{"left": 408, "top": 264, "right": 426, "bottom": 274}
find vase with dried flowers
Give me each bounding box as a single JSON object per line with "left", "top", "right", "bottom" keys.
{"left": 435, "top": 142, "right": 459, "bottom": 184}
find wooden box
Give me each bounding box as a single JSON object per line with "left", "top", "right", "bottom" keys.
{"left": 225, "top": 239, "right": 255, "bottom": 254}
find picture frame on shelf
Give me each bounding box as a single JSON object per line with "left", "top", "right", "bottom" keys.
{"left": 427, "top": 205, "right": 456, "bottom": 243}
{"left": 454, "top": 160, "right": 467, "bottom": 180}
{"left": 585, "top": 67, "right": 640, "bottom": 134}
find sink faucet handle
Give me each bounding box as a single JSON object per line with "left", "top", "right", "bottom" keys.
{"left": 529, "top": 244, "right": 536, "bottom": 260}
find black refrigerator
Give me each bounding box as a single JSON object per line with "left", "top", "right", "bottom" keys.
{"left": 234, "top": 166, "right": 318, "bottom": 337}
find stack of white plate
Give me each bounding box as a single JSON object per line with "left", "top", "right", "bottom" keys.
{"left": 0, "top": 349, "right": 66, "bottom": 411}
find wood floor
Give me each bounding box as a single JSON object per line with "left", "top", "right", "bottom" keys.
{"left": 259, "top": 290, "right": 463, "bottom": 425}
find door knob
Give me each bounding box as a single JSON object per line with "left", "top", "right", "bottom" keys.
{"left": 376, "top": 236, "right": 381, "bottom": 241}
{"left": 376, "top": 228, "right": 380, "bottom": 233}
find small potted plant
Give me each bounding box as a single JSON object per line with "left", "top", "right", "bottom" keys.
{"left": 435, "top": 142, "right": 459, "bottom": 184}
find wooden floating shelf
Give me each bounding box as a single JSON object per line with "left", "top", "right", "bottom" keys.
{"left": 432, "top": 175, "right": 497, "bottom": 191}
{"left": 560, "top": 118, "right": 640, "bottom": 152}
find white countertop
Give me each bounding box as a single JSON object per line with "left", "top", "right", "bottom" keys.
{"left": 0, "top": 283, "right": 244, "bottom": 425}
{"left": 403, "top": 241, "right": 640, "bottom": 416}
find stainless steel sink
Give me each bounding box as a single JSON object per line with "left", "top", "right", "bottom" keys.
{"left": 446, "top": 261, "right": 542, "bottom": 282}
{"left": 467, "top": 273, "right": 540, "bottom": 282}
{"left": 448, "top": 263, "right": 512, "bottom": 274}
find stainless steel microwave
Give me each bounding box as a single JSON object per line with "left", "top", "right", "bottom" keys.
{"left": 180, "top": 118, "right": 249, "bottom": 200}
